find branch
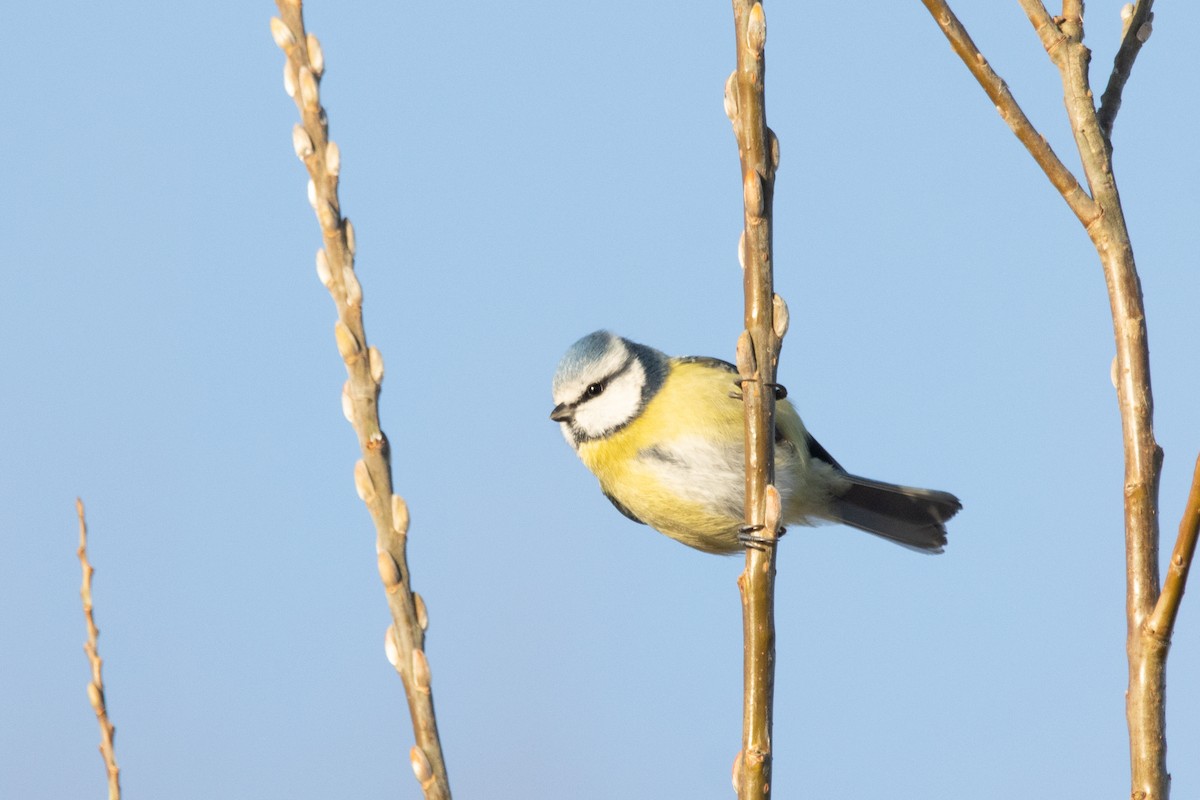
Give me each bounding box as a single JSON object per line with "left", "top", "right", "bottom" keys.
{"left": 1024, "top": 23, "right": 1166, "bottom": 798}
{"left": 1061, "top": 0, "right": 1084, "bottom": 40}
{"left": 920, "top": 4, "right": 1169, "bottom": 797}
{"left": 1018, "top": 7, "right": 1169, "bottom": 799}
{"left": 270, "top": 5, "right": 451, "bottom": 798}
{"left": 919, "top": 0, "right": 1099, "bottom": 226}
{"left": 725, "top": 2, "right": 787, "bottom": 798}
{"left": 76, "top": 498, "right": 121, "bottom": 800}
{"left": 1147, "top": 453, "right": 1200, "bottom": 641}
{"left": 1016, "top": 0, "right": 1062, "bottom": 52}
{"left": 1098, "top": 1, "right": 1156, "bottom": 142}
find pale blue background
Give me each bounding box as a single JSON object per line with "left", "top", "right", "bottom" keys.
{"left": 3, "top": 2, "right": 1197, "bottom": 798}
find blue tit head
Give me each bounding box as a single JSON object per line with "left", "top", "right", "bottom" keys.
{"left": 550, "top": 331, "right": 669, "bottom": 447}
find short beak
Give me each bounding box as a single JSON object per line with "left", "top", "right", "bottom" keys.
{"left": 549, "top": 403, "right": 573, "bottom": 423}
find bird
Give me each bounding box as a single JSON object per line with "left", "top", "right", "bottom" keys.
{"left": 550, "top": 330, "right": 961, "bottom": 555}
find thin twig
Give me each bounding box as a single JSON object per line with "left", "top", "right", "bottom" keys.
{"left": 1015, "top": 0, "right": 1060, "bottom": 51}
{"left": 270, "top": 4, "right": 451, "bottom": 798}
{"left": 1097, "top": 1, "right": 1155, "bottom": 142}
{"left": 725, "top": 2, "right": 785, "bottom": 798}
{"left": 76, "top": 498, "right": 121, "bottom": 800}
{"left": 920, "top": 0, "right": 1098, "bottom": 226}
{"left": 1061, "top": 0, "right": 1084, "bottom": 40}
{"left": 1147, "top": 453, "right": 1200, "bottom": 643}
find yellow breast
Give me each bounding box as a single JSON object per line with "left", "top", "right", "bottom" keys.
{"left": 576, "top": 361, "right": 750, "bottom": 552}
{"left": 575, "top": 358, "right": 827, "bottom": 553}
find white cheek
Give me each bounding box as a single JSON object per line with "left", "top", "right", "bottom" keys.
{"left": 573, "top": 370, "right": 644, "bottom": 439}
{"left": 559, "top": 422, "right": 577, "bottom": 449}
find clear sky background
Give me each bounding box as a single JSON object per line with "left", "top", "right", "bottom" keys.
{"left": 3, "top": 2, "right": 1198, "bottom": 798}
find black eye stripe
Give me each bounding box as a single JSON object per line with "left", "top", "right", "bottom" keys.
{"left": 577, "top": 357, "right": 633, "bottom": 405}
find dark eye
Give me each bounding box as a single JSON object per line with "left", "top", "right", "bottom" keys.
{"left": 586, "top": 382, "right": 605, "bottom": 398}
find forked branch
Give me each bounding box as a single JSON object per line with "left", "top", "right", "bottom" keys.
{"left": 920, "top": 0, "right": 1097, "bottom": 225}
{"left": 918, "top": 4, "right": 1178, "bottom": 799}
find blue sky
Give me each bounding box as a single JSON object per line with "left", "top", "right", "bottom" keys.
{"left": 3, "top": 2, "right": 1197, "bottom": 798}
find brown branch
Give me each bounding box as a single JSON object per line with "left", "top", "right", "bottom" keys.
{"left": 1061, "top": 0, "right": 1084, "bottom": 40}
{"left": 726, "top": 3, "right": 785, "bottom": 798}
{"left": 920, "top": 0, "right": 1098, "bottom": 226}
{"left": 1025, "top": 10, "right": 1168, "bottom": 797}
{"left": 270, "top": 4, "right": 451, "bottom": 798}
{"left": 76, "top": 498, "right": 121, "bottom": 800}
{"left": 1147, "top": 453, "right": 1200, "bottom": 644}
{"left": 921, "top": 4, "right": 1171, "bottom": 798}
{"left": 1098, "top": 1, "right": 1155, "bottom": 141}
{"left": 1015, "top": 0, "right": 1060, "bottom": 51}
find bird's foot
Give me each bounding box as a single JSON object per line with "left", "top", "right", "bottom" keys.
{"left": 737, "top": 524, "right": 787, "bottom": 550}
{"left": 729, "top": 380, "right": 788, "bottom": 401}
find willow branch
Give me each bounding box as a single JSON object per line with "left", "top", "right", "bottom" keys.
{"left": 1016, "top": 1, "right": 1059, "bottom": 51}
{"left": 1098, "top": 1, "right": 1156, "bottom": 142}
{"left": 1147, "top": 453, "right": 1200, "bottom": 643}
{"left": 920, "top": 0, "right": 1099, "bottom": 226}
{"left": 76, "top": 498, "right": 121, "bottom": 800}
{"left": 921, "top": 3, "right": 1170, "bottom": 797}
{"left": 1025, "top": 10, "right": 1167, "bottom": 795}
{"left": 726, "top": 3, "right": 786, "bottom": 798}
{"left": 270, "top": 5, "right": 451, "bottom": 798}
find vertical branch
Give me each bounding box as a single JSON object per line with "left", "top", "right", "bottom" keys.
{"left": 76, "top": 498, "right": 121, "bottom": 800}
{"left": 919, "top": 3, "right": 1176, "bottom": 798}
{"left": 726, "top": 2, "right": 786, "bottom": 797}
{"left": 1030, "top": 11, "right": 1166, "bottom": 798}
{"left": 270, "top": 4, "right": 451, "bottom": 798}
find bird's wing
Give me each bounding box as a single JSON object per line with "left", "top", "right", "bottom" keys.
{"left": 674, "top": 355, "right": 738, "bottom": 373}
{"left": 681, "top": 355, "right": 840, "bottom": 471}
{"left": 803, "top": 432, "right": 845, "bottom": 472}
{"left": 603, "top": 489, "right": 647, "bottom": 525}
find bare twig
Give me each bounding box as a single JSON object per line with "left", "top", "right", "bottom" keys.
{"left": 725, "top": 2, "right": 786, "bottom": 797}
{"left": 76, "top": 498, "right": 121, "bottom": 800}
{"left": 1098, "top": 1, "right": 1156, "bottom": 141}
{"left": 1027, "top": 10, "right": 1167, "bottom": 797}
{"left": 1016, "top": 1, "right": 1063, "bottom": 53}
{"left": 1147, "top": 453, "right": 1200, "bottom": 648}
{"left": 270, "top": 4, "right": 451, "bottom": 798}
{"left": 920, "top": 0, "right": 1098, "bottom": 226}
{"left": 919, "top": 4, "right": 1173, "bottom": 797}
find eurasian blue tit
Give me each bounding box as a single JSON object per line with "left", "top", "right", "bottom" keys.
{"left": 550, "top": 330, "right": 961, "bottom": 554}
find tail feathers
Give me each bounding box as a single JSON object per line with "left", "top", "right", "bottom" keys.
{"left": 829, "top": 475, "right": 962, "bottom": 554}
